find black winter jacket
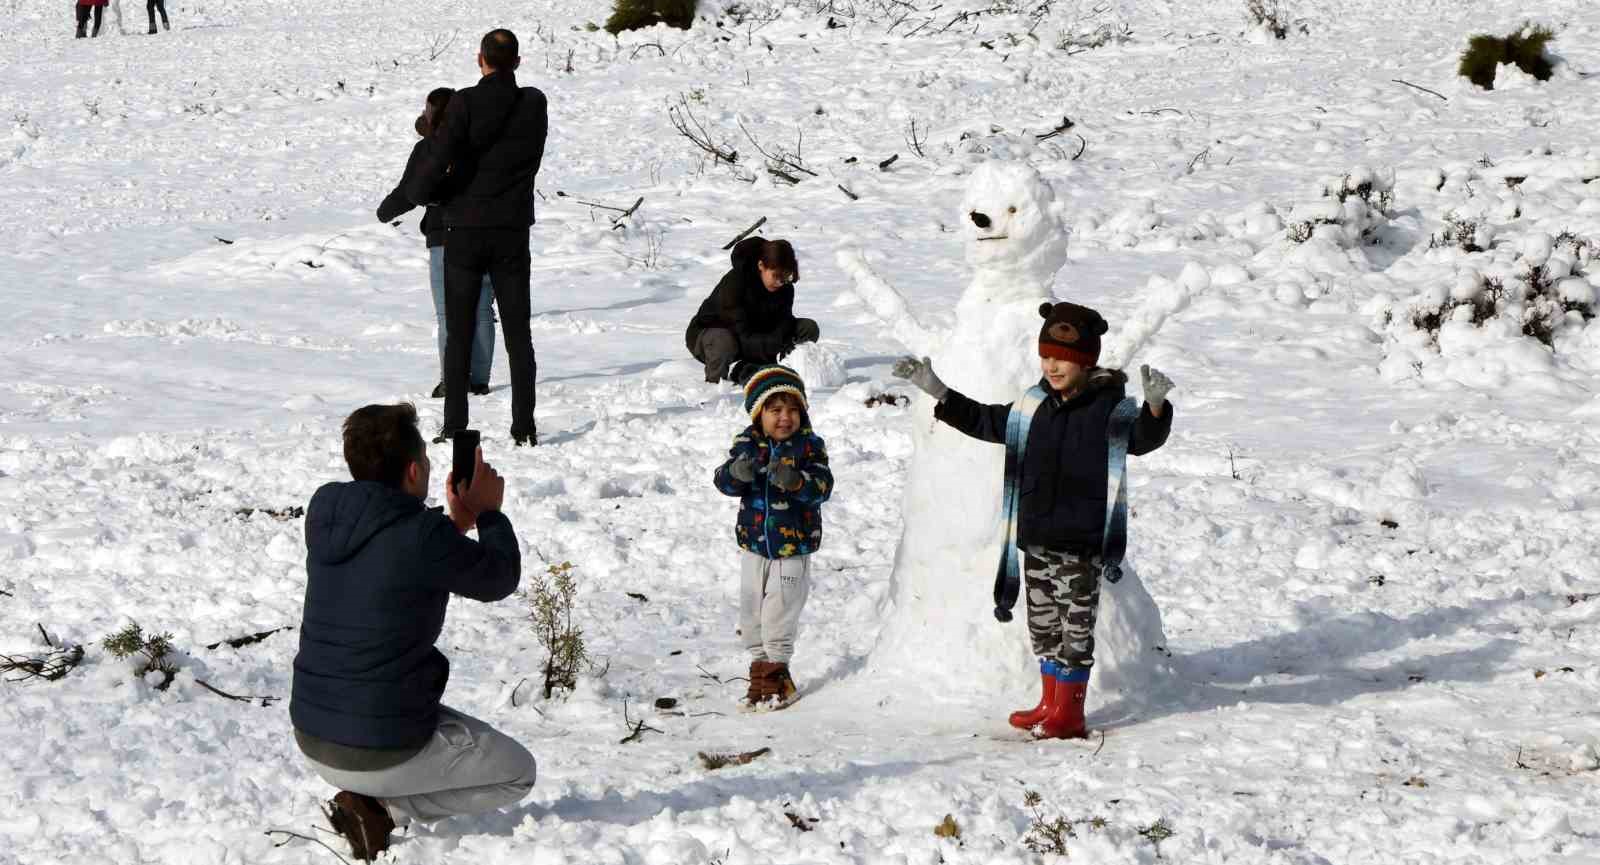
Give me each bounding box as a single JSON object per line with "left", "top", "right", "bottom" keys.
{"left": 406, "top": 70, "right": 548, "bottom": 230}
{"left": 685, "top": 237, "right": 799, "bottom": 360}
{"left": 377, "top": 138, "right": 450, "bottom": 247}
{"left": 290, "top": 481, "right": 521, "bottom": 751}
{"left": 935, "top": 370, "right": 1173, "bottom": 551}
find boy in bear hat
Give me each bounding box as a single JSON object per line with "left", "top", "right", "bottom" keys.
{"left": 713, "top": 365, "right": 834, "bottom": 709}
{"left": 893, "top": 302, "right": 1175, "bottom": 738}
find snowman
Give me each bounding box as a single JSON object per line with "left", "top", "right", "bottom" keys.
{"left": 838, "top": 160, "right": 1172, "bottom": 728}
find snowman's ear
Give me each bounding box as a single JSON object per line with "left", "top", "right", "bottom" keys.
{"left": 1038, "top": 302, "right": 1055, "bottom": 318}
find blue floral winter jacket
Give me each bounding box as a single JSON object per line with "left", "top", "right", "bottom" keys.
{"left": 713, "top": 424, "right": 832, "bottom": 558}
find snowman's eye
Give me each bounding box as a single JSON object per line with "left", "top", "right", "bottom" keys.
{"left": 1008, "top": 206, "right": 1017, "bottom": 214}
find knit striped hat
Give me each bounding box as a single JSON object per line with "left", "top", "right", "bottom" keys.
{"left": 743, "top": 365, "right": 808, "bottom": 422}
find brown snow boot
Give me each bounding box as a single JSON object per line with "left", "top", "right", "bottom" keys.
{"left": 765, "top": 662, "right": 798, "bottom": 709}
{"left": 324, "top": 791, "right": 395, "bottom": 861}
{"left": 744, "top": 660, "right": 771, "bottom": 707}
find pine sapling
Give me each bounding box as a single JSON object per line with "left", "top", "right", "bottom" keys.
{"left": 529, "top": 562, "right": 589, "bottom": 698}
{"left": 102, "top": 623, "right": 179, "bottom": 689}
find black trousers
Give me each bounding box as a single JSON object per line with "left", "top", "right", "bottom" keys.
{"left": 75, "top": 4, "right": 104, "bottom": 36}
{"left": 441, "top": 228, "right": 536, "bottom": 440}
{"left": 689, "top": 318, "right": 820, "bottom": 382}
{"left": 148, "top": 0, "right": 168, "bottom": 27}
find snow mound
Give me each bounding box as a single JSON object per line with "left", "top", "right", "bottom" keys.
{"left": 781, "top": 341, "right": 847, "bottom": 390}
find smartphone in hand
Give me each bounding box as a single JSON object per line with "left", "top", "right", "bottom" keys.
{"left": 451, "top": 430, "right": 480, "bottom": 495}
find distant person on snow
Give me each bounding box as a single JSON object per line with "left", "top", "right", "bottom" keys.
{"left": 74, "top": 0, "right": 106, "bottom": 38}
{"left": 377, "top": 86, "right": 498, "bottom": 401}
{"left": 290, "top": 403, "right": 534, "bottom": 861}
{"left": 713, "top": 366, "right": 833, "bottom": 709}
{"left": 894, "top": 302, "right": 1175, "bottom": 739}
{"left": 146, "top": 0, "right": 169, "bottom": 33}
{"left": 407, "top": 28, "right": 548, "bottom": 447}
{"left": 686, "top": 237, "right": 820, "bottom": 385}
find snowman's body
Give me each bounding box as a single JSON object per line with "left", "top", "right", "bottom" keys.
{"left": 846, "top": 161, "right": 1170, "bottom": 706}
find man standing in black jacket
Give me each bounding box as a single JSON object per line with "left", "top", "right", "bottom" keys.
{"left": 408, "top": 29, "right": 548, "bottom": 446}
{"left": 291, "top": 404, "right": 533, "bottom": 861}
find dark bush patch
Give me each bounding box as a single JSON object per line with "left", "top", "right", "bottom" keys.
{"left": 1459, "top": 23, "right": 1556, "bottom": 90}
{"left": 605, "top": 0, "right": 697, "bottom": 35}
{"left": 1430, "top": 212, "right": 1484, "bottom": 253}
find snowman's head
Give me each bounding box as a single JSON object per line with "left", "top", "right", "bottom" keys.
{"left": 960, "top": 161, "right": 1069, "bottom": 291}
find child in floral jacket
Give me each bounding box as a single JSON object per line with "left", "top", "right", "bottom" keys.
{"left": 713, "top": 365, "right": 833, "bottom": 709}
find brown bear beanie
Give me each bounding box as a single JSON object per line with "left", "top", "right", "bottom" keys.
{"left": 1037, "top": 301, "right": 1108, "bottom": 366}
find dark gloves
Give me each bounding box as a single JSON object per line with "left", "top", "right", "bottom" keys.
{"left": 728, "top": 455, "right": 758, "bottom": 484}
{"left": 768, "top": 463, "right": 803, "bottom": 492}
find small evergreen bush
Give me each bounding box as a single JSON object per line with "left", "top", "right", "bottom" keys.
{"left": 102, "top": 623, "right": 180, "bottom": 689}
{"left": 605, "top": 0, "right": 697, "bottom": 35}
{"left": 1458, "top": 23, "right": 1556, "bottom": 90}
{"left": 529, "top": 562, "right": 590, "bottom": 698}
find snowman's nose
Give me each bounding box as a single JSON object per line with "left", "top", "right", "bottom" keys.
{"left": 969, "top": 211, "right": 992, "bottom": 229}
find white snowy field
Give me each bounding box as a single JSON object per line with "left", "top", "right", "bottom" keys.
{"left": 4, "top": 0, "right": 1600, "bottom": 862}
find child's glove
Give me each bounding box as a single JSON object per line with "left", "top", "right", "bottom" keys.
{"left": 1141, "top": 364, "right": 1174, "bottom": 407}
{"left": 728, "top": 455, "right": 758, "bottom": 483}
{"left": 768, "top": 463, "right": 804, "bottom": 492}
{"left": 892, "top": 356, "right": 949, "bottom": 402}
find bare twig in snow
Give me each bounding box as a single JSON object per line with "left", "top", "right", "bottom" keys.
{"left": 739, "top": 118, "right": 818, "bottom": 178}
{"left": 668, "top": 96, "right": 738, "bottom": 164}
{"left": 878, "top": 153, "right": 899, "bottom": 170}
{"left": 619, "top": 699, "right": 663, "bottom": 744}
{"left": 837, "top": 183, "right": 859, "bottom": 200}
{"left": 426, "top": 29, "right": 459, "bottom": 62}
{"left": 1392, "top": 79, "right": 1448, "bottom": 101}
{"left": 722, "top": 217, "right": 767, "bottom": 250}
{"left": 195, "top": 678, "right": 278, "bottom": 707}
{"left": 630, "top": 41, "right": 666, "bottom": 59}
{"left": 266, "top": 829, "right": 353, "bottom": 865}
{"left": 2, "top": 645, "right": 83, "bottom": 682}
{"left": 905, "top": 117, "right": 929, "bottom": 157}
{"left": 1035, "top": 116, "right": 1075, "bottom": 141}
{"left": 205, "top": 625, "right": 294, "bottom": 651}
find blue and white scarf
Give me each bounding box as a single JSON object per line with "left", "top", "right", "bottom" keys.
{"left": 993, "top": 392, "right": 1140, "bottom": 622}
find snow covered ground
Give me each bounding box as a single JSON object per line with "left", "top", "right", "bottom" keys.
{"left": 4, "top": 0, "right": 1600, "bottom": 862}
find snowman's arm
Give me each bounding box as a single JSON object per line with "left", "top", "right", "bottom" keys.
{"left": 1100, "top": 263, "right": 1209, "bottom": 370}
{"left": 835, "top": 247, "right": 941, "bottom": 357}
{"left": 932, "top": 390, "right": 1011, "bottom": 445}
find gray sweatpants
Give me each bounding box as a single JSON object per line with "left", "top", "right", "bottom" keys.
{"left": 304, "top": 706, "right": 536, "bottom": 824}
{"left": 739, "top": 550, "right": 811, "bottom": 663}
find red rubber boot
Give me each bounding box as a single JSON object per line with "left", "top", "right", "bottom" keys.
{"left": 1035, "top": 674, "right": 1089, "bottom": 740}
{"left": 1008, "top": 660, "right": 1059, "bottom": 729}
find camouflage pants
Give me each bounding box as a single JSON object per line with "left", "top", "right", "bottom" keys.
{"left": 1023, "top": 546, "right": 1101, "bottom": 672}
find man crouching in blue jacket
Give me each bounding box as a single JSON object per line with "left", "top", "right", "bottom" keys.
{"left": 290, "top": 403, "right": 531, "bottom": 861}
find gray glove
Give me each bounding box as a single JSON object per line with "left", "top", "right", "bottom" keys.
{"left": 891, "top": 356, "right": 949, "bottom": 402}
{"left": 728, "top": 455, "right": 757, "bottom": 483}
{"left": 1141, "top": 364, "right": 1174, "bottom": 408}
{"left": 768, "top": 463, "right": 804, "bottom": 492}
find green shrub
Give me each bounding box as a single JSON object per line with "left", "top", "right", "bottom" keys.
{"left": 529, "top": 562, "right": 590, "bottom": 698}
{"left": 1459, "top": 23, "right": 1556, "bottom": 90}
{"left": 102, "top": 622, "right": 179, "bottom": 689}
{"left": 605, "top": 0, "right": 697, "bottom": 35}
